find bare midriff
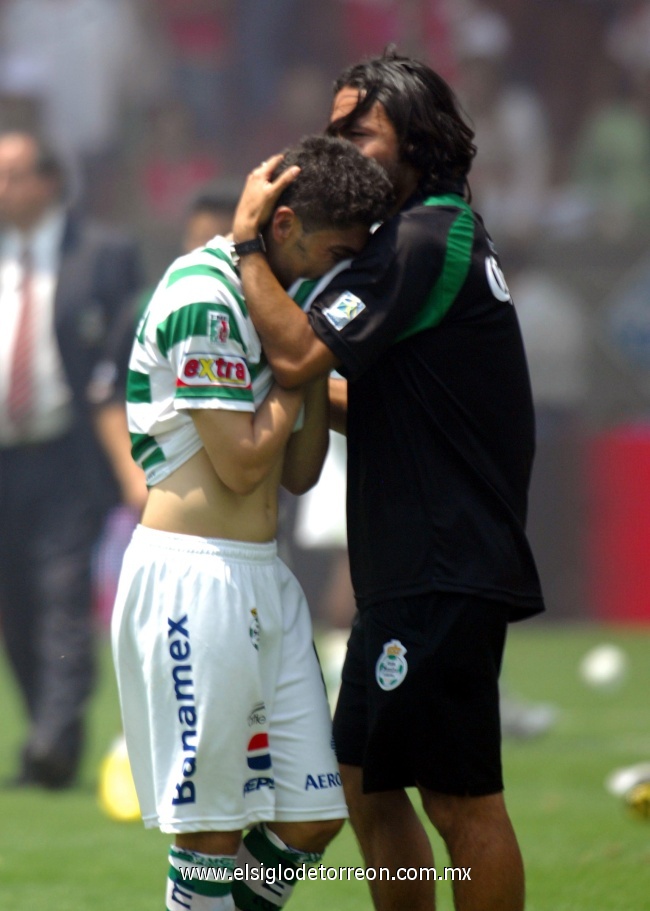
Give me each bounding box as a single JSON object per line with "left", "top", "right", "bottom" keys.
{"left": 141, "top": 448, "right": 282, "bottom": 543}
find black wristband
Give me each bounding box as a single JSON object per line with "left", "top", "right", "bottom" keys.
{"left": 231, "top": 235, "right": 266, "bottom": 265}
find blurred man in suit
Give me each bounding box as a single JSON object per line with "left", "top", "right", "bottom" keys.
{"left": 0, "top": 130, "right": 145, "bottom": 788}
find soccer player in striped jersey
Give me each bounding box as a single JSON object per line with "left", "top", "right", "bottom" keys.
{"left": 111, "top": 135, "right": 392, "bottom": 911}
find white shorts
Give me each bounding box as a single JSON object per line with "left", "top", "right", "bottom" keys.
{"left": 111, "top": 525, "right": 347, "bottom": 834}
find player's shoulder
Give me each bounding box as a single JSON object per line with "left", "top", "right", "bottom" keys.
{"left": 166, "top": 238, "right": 237, "bottom": 284}
{"left": 369, "top": 192, "right": 466, "bottom": 258}
{"left": 161, "top": 242, "right": 241, "bottom": 305}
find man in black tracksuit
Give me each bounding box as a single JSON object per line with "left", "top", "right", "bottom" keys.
{"left": 232, "top": 49, "right": 544, "bottom": 911}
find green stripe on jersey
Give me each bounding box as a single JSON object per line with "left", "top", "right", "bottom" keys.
{"left": 130, "top": 432, "right": 166, "bottom": 470}
{"left": 156, "top": 302, "right": 244, "bottom": 358}
{"left": 126, "top": 369, "right": 151, "bottom": 404}
{"left": 292, "top": 278, "right": 319, "bottom": 309}
{"left": 396, "top": 194, "right": 475, "bottom": 343}
{"left": 174, "top": 384, "right": 253, "bottom": 404}
{"left": 167, "top": 261, "right": 247, "bottom": 318}
{"left": 204, "top": 245, "right": 240, "bottom": 272}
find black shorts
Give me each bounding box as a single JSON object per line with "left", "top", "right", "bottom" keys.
{"left": 332, "top": 592, "right": 509, "bottom": 796}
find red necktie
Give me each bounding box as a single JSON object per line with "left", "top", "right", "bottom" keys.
{"left": 8, "top": 246, "right": 35, "bottom": 429}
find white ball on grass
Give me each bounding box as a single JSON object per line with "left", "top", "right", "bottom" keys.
{"left": 579, "top": 643, "right": 628, "bottom": 690}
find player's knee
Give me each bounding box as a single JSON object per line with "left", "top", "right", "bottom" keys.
{"left": 420, "top": 788, "right": 506, "bottom": 843}
{"left": 174, "top": 829, "right": 241, "bottom": 856}
{"left": 420, "top": 788, "right": 471, "bottom": 843}
{"left": 271, "top": 816, "right": 345, "bottom": 853}
{"left": 312, "top": 815, "right": 346, "bottom": 849}
{"left": 293, "top": 816, "right": 346, "bottom": 851}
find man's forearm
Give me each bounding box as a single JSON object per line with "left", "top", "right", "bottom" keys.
{"left": 328, "top": 377, "right": 348, "bottom": 436}
{"left": 282, "top": 377, "right": 330, "bottom": 494}
{"left": 233, "top": 154, "right": 339, "bottom": 387}
{"left": 238, "top": 254, "right": 338, "bottom": 387}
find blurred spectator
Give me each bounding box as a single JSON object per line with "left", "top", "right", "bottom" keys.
{"left": 511, "top": 260, "right": 590, "bottom": 620}
{"left": 232, "top": 0, "right": 307, "bottom": 120}
{"left": 0, "top": 0, "right": 168, "bottom": 216}
{"left": 241, "top": 63, "right": 334, "bottom": 172}
{"left": 569, "top": 57, "right": 650, "bottom": 241}
{"left": 497, "top": 0, "right": 612, "bottom": 184}
{"left": 454, "top": 7, "right": 552, "bottom": 247}
{"left": 0, "top": 130, "right": 145, "bottom": 789}
{"left": 336, "top": 0, "right": 402, "bottom": 59}
{"left": 158, "top": 0, "right": 232, "bottom": 145}
{"left": 229, "top": 0, "right": 341, "bottom": 166}
{"left": 606, "top": 255, "right": 650, "bottom": 381}
{"left": 139, "top": 100, "right": 221, "bottom": 225}
{"left": 180, "top": 178, "right": 242, "bottom": 253}
{"left": 134, "top": 99, "right": 221, "bottom": 276}
{"left": 336, "top": 0, "right": 457, "bottom": 79}
{"left": 606, "top": 0, "right": 650, "bottom": 77}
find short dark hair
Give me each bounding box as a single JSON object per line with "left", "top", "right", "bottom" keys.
{"left": 328, "top": 47, "right": 476, "bottom": 197}
{"left": 271, "top": 134, "right": 393, "bottom": 233}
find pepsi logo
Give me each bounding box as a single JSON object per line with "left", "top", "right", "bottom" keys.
{"left": 247, "top": 732, "right": 272, "bottom": 771}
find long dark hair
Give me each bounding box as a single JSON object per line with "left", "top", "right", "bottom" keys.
{"left": 329, "top": 47, "right": 476, "bottom": 198}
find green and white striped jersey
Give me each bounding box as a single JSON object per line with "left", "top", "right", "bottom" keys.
{"left": 126, "top": 237, "right": 275, "bottom": 487}
{"left": 126, "top": 238, "right": 348, "bottom": 488}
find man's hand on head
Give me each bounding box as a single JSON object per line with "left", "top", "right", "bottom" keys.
{"left": 233, "top": 154, "right": 300, "bottom": 242}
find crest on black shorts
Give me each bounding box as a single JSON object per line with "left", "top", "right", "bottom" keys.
{"left": 376, "top": 639, "right": 408, "bottom": 691}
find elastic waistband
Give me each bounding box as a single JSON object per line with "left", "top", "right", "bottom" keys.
{"left": 132, "top": 525, "right": 277, "bottom": 564}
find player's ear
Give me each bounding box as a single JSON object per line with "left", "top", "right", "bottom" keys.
{"left": 270, "top": 206, "right": 298, "bottom": 245}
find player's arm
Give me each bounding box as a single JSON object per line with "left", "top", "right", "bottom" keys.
{"left": 281, "top": 376, "right": 329, "bottom": 495}
{"left": 233, "top": 157, "right": 340, "bottom": 388}
{"left": 328, "top": 376, "right": 348, "bottom": 436}
{"left": 87, "top": 300, "right": 148, "bottom": 513}
{"left": 92, "top": 401, "right": 148, "bottom": 511}
{"left": 191, "top": 382, "right": 305, "bottom": 496}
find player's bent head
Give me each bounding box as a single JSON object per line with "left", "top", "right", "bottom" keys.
{"left": 271, "top": 134, "right": 393, "bottom": 234}
{"left": 329, "top": 46, "right": 477, "bottom": 194}
{"left": 261, "top": 136, "right": 393, "bottom": 288}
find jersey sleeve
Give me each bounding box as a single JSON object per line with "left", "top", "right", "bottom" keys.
{"left": 159, "top": 268, "right": 257, "bottom": 413}
{"left": 307, "top": 207, "right": 450, "bottom": 381}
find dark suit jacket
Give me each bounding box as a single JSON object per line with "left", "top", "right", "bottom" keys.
{"left": 46, "top": 210, "right": 143, "bottom": 517}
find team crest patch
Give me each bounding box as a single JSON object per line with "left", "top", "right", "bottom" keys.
{"left": 485, "top": 256, "right": 512, "bottom": 303}
{"left": 208, "top": 310, "right": 230, "bottom": 343}
{"left": 376, "top": 639, "right": 408, "bottom": 691}
{"left": 322, "top": 291, "right": 366, "bottom": 331}
{"left": 249, "top": 608, "right": 260, "bottom": 650}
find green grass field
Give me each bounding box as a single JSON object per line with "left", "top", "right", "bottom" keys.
{"left": 1, "top": 623, "right": 649, "bottom": 910}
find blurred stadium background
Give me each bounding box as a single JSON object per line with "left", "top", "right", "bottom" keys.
{"left": 1, "top": 2, "right": 650, "bottom": 909}
{"left": 3, "top": 0, "right": 650, "bottom": 626}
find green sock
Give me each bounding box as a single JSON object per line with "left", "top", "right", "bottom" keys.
{"left": 166, "top": 845, "right": 236, "bottom": 911}
{"left": 232, "top": 824, "right": 323, "bottom": 910}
